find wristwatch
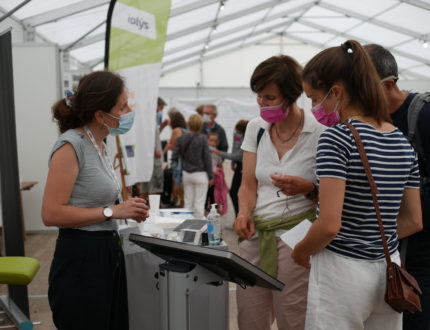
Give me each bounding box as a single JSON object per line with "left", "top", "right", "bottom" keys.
{"left": 103, "top": 207, "right": 113, "bottom": 220}
{"left": 305, "top": 184, "right": 319, "bottom": 200}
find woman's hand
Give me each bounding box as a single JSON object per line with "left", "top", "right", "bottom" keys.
{"left": 112, "top": 197, "right": 149, "bottom": 222}
{"left": 233, "top": 213, "right": 255, "bottom": 240}
{"left": 291, "top": 242, "right": 311, "bottom": 269}
{"left": 208, "top": 179, "right": 214, "bottom": 186}
{"left": 270, "top": 174, "right": 314, "bottom": 196}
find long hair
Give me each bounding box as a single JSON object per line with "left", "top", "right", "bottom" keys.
{"left": 52, "top": 71, "right": 124, "bottom": 133}
{"left": 303, "top": 40, "right": 389, "bottom": 124}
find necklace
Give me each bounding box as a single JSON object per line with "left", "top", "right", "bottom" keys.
{"left": 274, "top": 110, "right": 303, "bottom": 143}
{"left": 349, "top": 113, "right": 363, "bottom": 119}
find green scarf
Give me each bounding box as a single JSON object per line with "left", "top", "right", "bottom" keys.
{"left": 254, "top": 208, "right": 316, "bottom": 278}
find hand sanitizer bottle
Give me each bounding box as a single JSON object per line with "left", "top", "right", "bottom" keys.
{"left": 207, "top": 204, "right": 221, "bottom": 245}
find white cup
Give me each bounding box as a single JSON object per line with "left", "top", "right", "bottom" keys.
{"left": 148, "top": 194, "right": 160, "bottom": 216}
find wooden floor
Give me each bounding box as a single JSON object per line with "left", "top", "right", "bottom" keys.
{"left": 0, "top": 164, "right": 277, "bottom": 329}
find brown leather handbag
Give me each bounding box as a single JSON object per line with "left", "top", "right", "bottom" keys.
{"left": 346, "top": 122, "right": 422, "bottom": 314}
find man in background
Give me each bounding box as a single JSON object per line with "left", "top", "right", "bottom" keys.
{"left": 366, "top": 44, "right": 430, "bottom": 330}
{"left": 135, "top": 97, "right": 166, "bottom": 198}
{"left": 202, "top": 104, "right": 228, "bottom": 152}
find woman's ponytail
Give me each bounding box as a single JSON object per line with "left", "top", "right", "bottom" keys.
{"left": 52, "top": 97, "right": 82, "bottom": 133}
{"left": 303, "top": 39, "right": 389, "bottom": 124}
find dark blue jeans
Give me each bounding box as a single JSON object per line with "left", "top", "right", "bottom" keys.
{"left": 403, "top": 231, "right": 430, "bottom": 330}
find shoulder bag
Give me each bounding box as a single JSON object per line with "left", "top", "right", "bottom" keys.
{"left": 345, "top": 122, "right": 422, "bottom": 314}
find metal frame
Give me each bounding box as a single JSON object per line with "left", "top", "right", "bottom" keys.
{"left": 2, "top": 0, "right": 430, "bottom": 80}
{"left": 0, "top": 0, "right": 31, "bottom": 24}
{"left": 297, "top": 17, "right": 430, "bottom": 66}
{"left": 165, "top": 1, "right": 313, "bottom": 56}
{"left": 317, "top": 2, "right": 423, "bottom": 41}
{"left": 22, "top": 0, "right": 109, "bottom": 27}
{"left": 167, "top": 0, "right": 298, "bottom": 41}
{"left": 398, "top": 0, "right": 430, "bottom": 11}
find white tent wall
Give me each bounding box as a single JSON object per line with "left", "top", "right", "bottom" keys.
{"left": 0, "top": 17, "right": 24, "bottom": 43}
{"left": 158, "top": 87, "right": 312, "bottom": 154}
{"left": 11, "top": 44, "right": 61, "bottom": 232}
{"left": 159, "top": 36, "right": 321, "bottom": 88}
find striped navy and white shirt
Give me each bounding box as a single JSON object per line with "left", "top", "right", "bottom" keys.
{"left": 317, "top": 119, "right": 420, "bottom": 260}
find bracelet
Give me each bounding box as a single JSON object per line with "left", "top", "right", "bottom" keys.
{"left": 305, "top": 184, "right": 319, "bottom": 200}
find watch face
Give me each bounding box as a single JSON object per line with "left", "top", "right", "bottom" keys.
{"left": 103, "top": 207, "right": 113, "bottom": 218}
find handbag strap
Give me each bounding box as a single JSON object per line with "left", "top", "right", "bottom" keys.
{"left": 344, "top": 122, "right": 393, "bottom": 267}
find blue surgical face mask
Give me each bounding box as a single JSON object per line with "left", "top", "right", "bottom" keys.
{"left": 104, "top": 111, "right": 135, "bottom": 136}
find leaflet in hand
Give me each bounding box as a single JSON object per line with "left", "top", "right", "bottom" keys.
{"left": 280, "top": 219, "right": 312, "bottom": 249}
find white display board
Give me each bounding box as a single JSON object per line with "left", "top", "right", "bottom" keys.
{"left": 9, "top": 43, "right": 61, "bottom": 231}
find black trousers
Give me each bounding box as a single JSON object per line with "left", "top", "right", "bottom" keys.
{"left": 229, "top": 164, "right": 242, "bottom": 217}
{"left": 403, "top": 231, "right": 430, "bottom": 330}
{"left": 48, "top": 229, "right": 129, "bottom": 330}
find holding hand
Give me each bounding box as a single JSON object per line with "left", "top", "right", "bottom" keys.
{"left": 233, "top": 213, "right": 255, "bottom": 240}
{"left": 270, "top": 174, "right": 314, "bottom": 196}
{"left": 112, "top": 197, "right": 149, "bottom": 222}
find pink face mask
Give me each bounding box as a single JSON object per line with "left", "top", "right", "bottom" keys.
{"left": 311, "top": 90, "right": 340, "bottom": 126}
{"left": 312, "top": 105, "right": 340, "bottom": 126}
{"left": 260, "top": 103, "right": 290, "bottom": 123}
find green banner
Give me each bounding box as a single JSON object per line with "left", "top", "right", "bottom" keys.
{"left": 109, "top": 0, "right": 171, "bottom": 71}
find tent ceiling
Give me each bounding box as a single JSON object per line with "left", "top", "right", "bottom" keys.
{"left": 1, "top": 0, "right": 430, "bottom": 79}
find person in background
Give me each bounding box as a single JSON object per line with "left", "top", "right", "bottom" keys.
{"left": 212, "top": 119, "right": 249, "bottom": 216}
{"left": 157, "top": 97, "right": 169, "bottom": 163}
{"left": 42, "top": 71, "right": 149, "bottom": 329}
{"left": 195, "top": 104, "right": 205, "bottom": 117}
{"left": 157, "top": 97, "right": 169, "bottom": 131}
{"left": 234, "top": 55, "right": 325, "bottom": 330}
{"left": 134, "top": 97, "right": 165, "bottom": 199}
{"left": 164, "top": 109, "right": 188, "bottom": 207}
{"left": 365, "top": 43, "right": 430, "bottom": 330}
{"left": 292, "top": 40, "right": 422, "bottom": 330}
{"left": 172, "top": 114, "right": 213, "bottom": 219}
{"left": 207, "top": 132, "right": 229, "bottom": 215}
{"left": 202, "top": 104, "right": 229, "bottom": 152}
{"left": 163, "top": 108, "right": 187, "bottom": 153}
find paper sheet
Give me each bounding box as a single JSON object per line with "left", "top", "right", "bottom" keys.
{"left": 280, "top": 219, "right": 312, "bottom": 249}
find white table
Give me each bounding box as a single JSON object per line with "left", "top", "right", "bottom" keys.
{"left": 120, "top": 212, "right": 229, "bottom": 330}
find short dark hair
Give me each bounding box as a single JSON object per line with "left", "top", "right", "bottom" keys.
{"left": 235, "top": 120, "right": 249, "bottom": 135}
{"left": 250, "top": 55, "right": 303, "bottom": 105}
{"left": 157, "top": 97, "right": 167, "bottom": 106}
{"left": 364, "top": 44, "right": 398, "bottom": 79}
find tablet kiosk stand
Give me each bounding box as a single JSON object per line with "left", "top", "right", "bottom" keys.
{"left": 130, "top": 234, "right": 284, "bottom": 330}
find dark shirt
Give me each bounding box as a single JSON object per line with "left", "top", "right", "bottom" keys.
{"left": 202, "top": 122, "right": 229, "bottom": 152}
{"left": 172, "top": 132, "right": 213, "bottom": 180}
{"left": 392, "top": 93, "right": 430, "bottom": 230}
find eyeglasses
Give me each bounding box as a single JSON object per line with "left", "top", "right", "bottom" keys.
{"left": 380, "top": 75, "right": 398, "bottom": 84}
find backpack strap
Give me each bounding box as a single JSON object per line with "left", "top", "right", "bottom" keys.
{"left": 256, "top": 127, "right": 265, "bottom": 149}
{"left": 407, "top": 93, "right": 430, "bottom": 142}
{"left": 407, "top": 93, "right": 430, "bottom": 177}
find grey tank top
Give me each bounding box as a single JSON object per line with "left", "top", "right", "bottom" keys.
{"left": 49, "top": 129, "right": 120, "bottom": 231}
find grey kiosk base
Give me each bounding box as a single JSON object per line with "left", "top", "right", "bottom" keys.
{"left": 130, "top": 234, "right": 285, "bottom": 330}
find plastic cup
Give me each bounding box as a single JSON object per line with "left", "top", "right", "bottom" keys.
{"left": 148, "top": 194, "right": 160, "bottom": 216}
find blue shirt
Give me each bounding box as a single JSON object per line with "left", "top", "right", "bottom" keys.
{"left": 317, "top": 119, "right": 420, "bottom": 260}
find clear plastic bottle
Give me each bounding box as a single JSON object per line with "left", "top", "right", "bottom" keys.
{"left": 207, "top": 203, "right": 221, "bottom": 245}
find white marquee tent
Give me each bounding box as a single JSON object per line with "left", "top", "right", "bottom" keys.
{"left": 1, "top": 0, "right": 430, "bottom": 83}
{"left": 1, "top": 0, "right": 430, "bottom": 231}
